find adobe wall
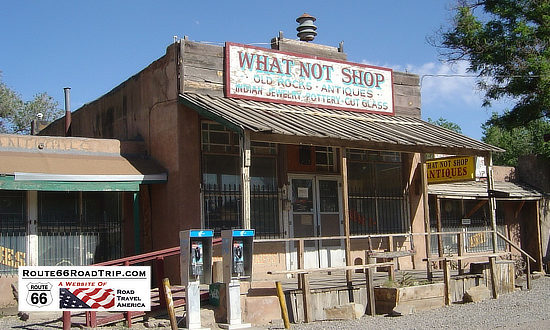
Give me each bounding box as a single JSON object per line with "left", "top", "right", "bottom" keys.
{"left": 39, "top": 44, "right": 202, "bottom": 277}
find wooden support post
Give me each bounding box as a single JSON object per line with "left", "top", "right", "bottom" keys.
{"left": 26, "top": 191, "right": 38, "bottom": 267}
{"left": 387, "top": 236, "right": 395, "bottom": 279}
{"left": 62, "top": 311, "right": 71, "bottom": 330}
{"left": 535, "top": 200, "right": 544, "bottom": 273}
{"left": 435, "top": 197, "right": 443, "bottom": 268}
{"left": 162, "top": 278, "right": 178, "bottom": 330}
{"left": 443, "top": 258, "right": 451, "bottom": 305}
{"left": 85, "top": 311, "right": 97, "bottom": 328}
{"left": 300, "top": 273, "right": 312, "bottom": 323}
{"left": 156, "top": 257, "right": 167, "bottom": 308}
{"left": 526, "top": 259, "right": 531, "bottom": 290}
{"left": 420, "top": 158, "right": 433, "bottom": 281}
{"left": 489, "top": 256, "right": 499, "bottom": 299}
{"left": 133, "top": 192, "right": 141, "bottom": 255}
{"left": 340, "top": 147, "right": 353, "bottom": 285}
{"left": 457, "top": 232, "right": 464, "bottom": 275}
{"left": 297, "top": 239, "right": 304, "bottom": 290}
{"left": 365, "top": 266, "right": 375, "bottom": 316}
{"left": 126, "top": 311, "right": 133, "bottom": 327}
{"left": 485, "top": 155, "right": 498, "bottom": 254}
{"left": 240, "top": 131, "right": 251, "bottom": 229}
{"left": 275, "top": 281, "right": 290, "bottom": 329}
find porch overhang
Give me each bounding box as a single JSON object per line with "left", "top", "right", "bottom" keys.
{"left": 0, "top": 151, "right": 167, "bottom": 192}
{"left": 428, "top": 181, "right": 542, "bottom": 200}
{"left": 179, "top": 93, "right": 503, "bottom": 157}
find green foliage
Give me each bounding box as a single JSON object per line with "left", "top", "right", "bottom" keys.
{"left": 0, "top": 72, "right": 62, "bottom": 134}
{"left": 382, "top": 272, "right": 432, "bottom": 288}
{"left": 437, "top": 0, "right": 550, "bottom": 128}
{"left": 427, "top": 117, "right": 463, "bottom": 133}
{"left": 482, "top": 112, "right": 550, "bottom": 166}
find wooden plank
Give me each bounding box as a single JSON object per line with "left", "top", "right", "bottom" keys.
{"left": 435, "top": 196, "right": 443, "bottom": 268}
{"left": 365, "top": 267, "right": 375, "bottom": 316}
{"left": 183, "top": 81, "right": 223, "bottom": 95}
{"left": 526, "top": 259, "right": 531, "bottom": 290}
{"left": 184, "top": 40, "right": 224, "bottom": 57}
{"left": 340, "top": 148, "right": 352, "bottom": 284}
{"left": 301, "top": 273, "right": 312, "bottom": 323}
{"left": 457, "top": 232, "right": 464, "bottom": 275}
{"left": 394, "top": 105, "right": 420, "bottom": 118}
{"left": 393, "top": 83, "right": 421, "bottom": 97}
{"left": 368, "top": 251, "right": 414, "bottom": 258}
{"left": 489, "top": 257, "right": 499, "bottom": 299}
{"left": 392, "top": 72, "right": 420, "bottom": 86}
{"left": 486, "top": 155, "right": 499, "bottom": 253}
{"left": 394, "top": 93, "right": 420, "bottom": 108}
{"left": 267, "top": 262, "right": 395, "bottom": 275}
{"left": 183, "top": 53, "right": 223, "bottom": 70}
{"left": 249, "top": 131, "right": 492, "bottom": 157}
{"left": 184, "top": 66, "right": 223, "bottom": 84}
{"left": 443, "top": 259, "right": 451, "bottom": 305}
{"left": 535, "top": 200, "right": 544, "bottom": 272}
{"left": 240, "top": 131, "right": 251, "bottom": 229}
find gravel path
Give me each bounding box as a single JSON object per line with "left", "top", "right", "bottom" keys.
{"left": 2, "top": 275, "right": 549, "bottom": 329}
{"left": 292, "top": 275, "right": 550, "bottom": 330}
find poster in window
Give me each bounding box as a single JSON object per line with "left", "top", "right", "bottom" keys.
{"left": 297, "top": 187, "right": 309, "bottom": 199}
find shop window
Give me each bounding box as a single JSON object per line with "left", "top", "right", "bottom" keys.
{"left": 315, "top": 147, "right": 337, "bottom": 172}
{"left": 201, "top": 122, "right": 239, "bottom": 154}
{"left": 346, "top": 149, "right": 409, "bottom": 234}
{"left": 287, "top": 145, "right": 337, "bottom": 173}
{"left": 0, "top": 190, "right": 26, "bottom": 232}
{"left": 428, "top": 198, "right": 506, "bottom": 255}
{"left": 37, "top": 191, "right": 122, "bottom": 266}
{"left": 251, "top": 155, "right": 280, "bottom": 238}
{"left": 201, "top": 121, "right": 280, "bottom": 238}
{"left": 0, "top": 190, "right": 26, "bottom": 275}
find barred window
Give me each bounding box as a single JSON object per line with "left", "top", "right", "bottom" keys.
{"left": 346, "top": 149, "right": 410, "bottom": 234}
{"left": 201, "top": 122, "right": 280, "bottom": 238}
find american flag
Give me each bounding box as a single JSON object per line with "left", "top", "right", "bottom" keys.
{"left": 59, "top": 288, "right": 115, "bottom": 309}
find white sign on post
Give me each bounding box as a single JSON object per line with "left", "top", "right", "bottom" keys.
{"left": 18, "top": 266, "right": 150, "bottom": 312}
{"left": 225, "top": 42, "right": 394, "bottom": 115}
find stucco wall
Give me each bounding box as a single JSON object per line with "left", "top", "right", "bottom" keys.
{"left": 39, "top": 44, "right": 202, "bottom": 283}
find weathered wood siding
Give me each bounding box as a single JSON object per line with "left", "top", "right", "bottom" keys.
{"left": 181, "top": 40, "right": 421, "bottom": 118}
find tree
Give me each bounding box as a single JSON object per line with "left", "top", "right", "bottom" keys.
{"left": 0, "top": 72, "right": 62, "bottom": 134}
{"left": 427, "top": 117, "right": 463, "bottom": 133}
{"left": 435, "top": 0, "right": 550, "bottom": 128}
{"left": 482, "top": 112, "right": 550, "bottom": 166}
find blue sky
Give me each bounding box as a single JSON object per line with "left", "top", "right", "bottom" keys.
{"left": 0, "top": 1, "right": 512, "bottom": 140}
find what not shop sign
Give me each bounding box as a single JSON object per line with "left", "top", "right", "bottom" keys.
{"left": 225, "top": 42, "right": 394, "bottom": 115}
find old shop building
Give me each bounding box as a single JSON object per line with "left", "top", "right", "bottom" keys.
{"left": 427, "top": 159, "right": 544, "bottom": 270}
{"left": 0, "top": 135, "right": 166, "bottom": 275}
{"left": 37, "top": 34, "right": 507, "bottom": 280}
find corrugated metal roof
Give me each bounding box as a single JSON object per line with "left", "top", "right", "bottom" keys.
{"left": 179, "top": 93, "right": 503, "bottom": 155}
{"left": 428, "top": 181, "right": 541, "bottom": 200}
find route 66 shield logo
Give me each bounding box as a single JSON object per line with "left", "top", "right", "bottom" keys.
{"left": 26, "top": 282, "right": 53, "bottom": 307}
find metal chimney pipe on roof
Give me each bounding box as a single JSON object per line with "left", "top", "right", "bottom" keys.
{"left": 64, "top": 87, "right": 72, "bottom": 137}
{"left": 296, "top": 13, "right": 317, "bottom": 42}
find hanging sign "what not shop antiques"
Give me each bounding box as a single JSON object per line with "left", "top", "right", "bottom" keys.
{"left": 426, "top": 156, "right": 476, "bottom": 184}
{"left": 225, "top": 42, "right": 394, "bottom": 115}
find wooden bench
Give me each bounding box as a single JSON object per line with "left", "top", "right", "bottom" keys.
{"left": 268, "top": 262, "right": 395, "bottom": 322}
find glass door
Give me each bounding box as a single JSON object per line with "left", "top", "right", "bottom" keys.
{"left": 289, "top": 176, "right": 344, "bottom": 269}
{"left": 317, "top": 178, "right": 345, "bottom": 268}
